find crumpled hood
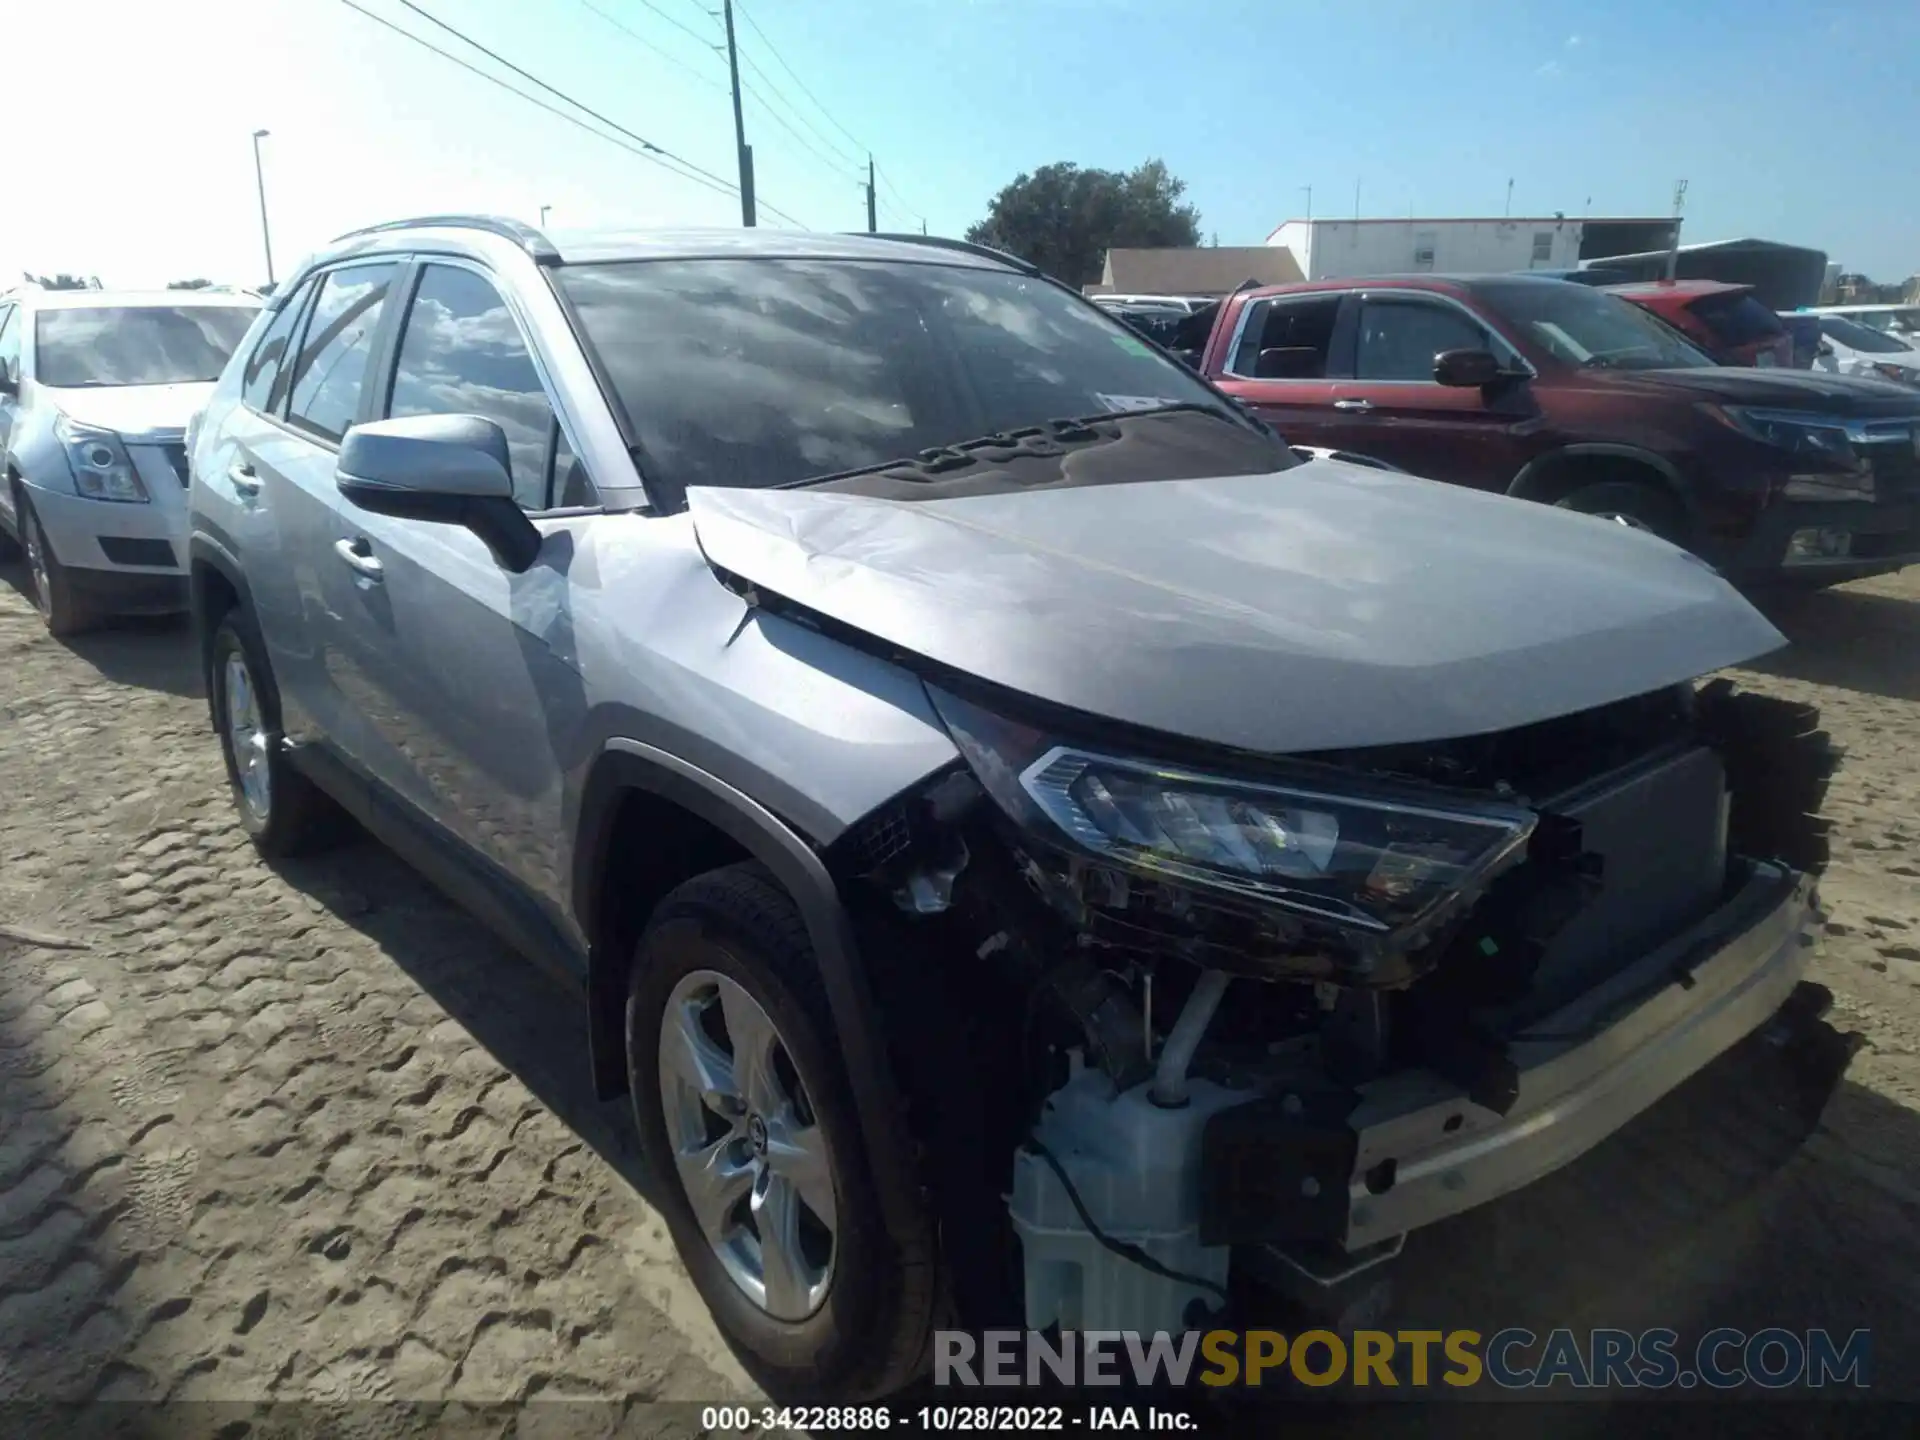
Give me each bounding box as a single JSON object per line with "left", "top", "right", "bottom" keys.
{"left": 688, "top": 460, "right": 1786, "bottom": 755}
{"left": 40, "top": 381, "right": 215, "bottom": 440}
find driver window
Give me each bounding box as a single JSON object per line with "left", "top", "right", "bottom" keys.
{"left": 387, "top": 264, "right": 584, "bottom": 512}
{"left": 1355, "top": 300, "right": 1490, "bottom": 381}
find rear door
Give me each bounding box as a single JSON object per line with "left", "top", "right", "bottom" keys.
{"left": 1314, "top": 291, "right": 1540, "bottom": 489}
{"left": 1208, "top": 291, "right": 1351, "bottom": 448}
{"left": 319, "top": 258, "right": 593, "bottom": 908}
{"left": 257, "top": 260, "right": 407, "bottom": 746}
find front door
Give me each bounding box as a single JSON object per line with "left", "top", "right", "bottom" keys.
{"left": 1313, "top": 293, "right": 1540, "bottom": 490}
{"left": 319, "top": 260, "right": 594, "bottom": 915}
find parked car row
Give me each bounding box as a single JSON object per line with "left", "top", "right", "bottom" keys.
{"left": 0, "top": 286, "right": 262, "bottom": 633}
{"left": 0, "top": 222, "right": 1858, "bottom": 1403}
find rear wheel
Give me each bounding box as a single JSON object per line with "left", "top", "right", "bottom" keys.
{"left": 20, "top": 498, "right": 94, "bottom": 638}
{"left": 1554, "top": 480, "right": 1688, "bottom": 546}
{"left": 208, "top": 608, "right": 341, "bottom": 856}
{"left": 625, "top": 863, "right": 938, "bottom": 1401}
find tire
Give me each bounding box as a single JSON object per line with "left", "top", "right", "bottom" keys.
{"left": 19, "top": 496, "right": 95, "bottom": 638}
{"left": 626, "top": 863, "right": 938, "bottom": 1402}
{"left": 1554, "top": 480, "right": 1688, "bottom": 546}
{"left": 208, "top": 606, "right": 342, "bottom": 857}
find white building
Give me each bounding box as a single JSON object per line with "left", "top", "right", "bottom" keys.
{"left": 1266, "top": 215, "right": 1664, "bottom": 281}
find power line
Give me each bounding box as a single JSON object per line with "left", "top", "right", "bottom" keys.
{"left": 733, "top": 2, "right": 864, "bottom": 153}
{"left": 738, "top": 52, "right": 862, "bottom": 170}
{"left": 874, "top": 164, "right": 926, "bottom": 227}
{"left": 628, "top": 0, "right": 721, "bottom": 51}
{"left": 574, "top": 0, "right": 728, "bottom": 95}
{"left": 372, "top": 0, "right": 806, "bottom": 225}
{"left": 334, "top": 0, "right": 738, "bottom": 204}
{"left": 731, "top": 3, "right": 928, "bottom": 226}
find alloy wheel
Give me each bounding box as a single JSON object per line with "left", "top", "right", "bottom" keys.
{"left": 23, "top": 513, "right": 52, "bottom": 623}
{"left": 658, "top": 969, "right": 837, "bottom": 1321}
{"left": 224, "top": 651, "right": 273, "bottom": 822}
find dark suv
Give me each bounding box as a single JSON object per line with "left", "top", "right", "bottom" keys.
{"left": 1193, "top": 275, "right": 1920, "bottom": 584}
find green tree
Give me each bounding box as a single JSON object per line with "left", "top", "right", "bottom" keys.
{"left": 167, "top": 278, "right": 215, "bottom": 290}
{"left": 25, "top": 273, "right": 97, "bottom": 291}
{"left": 965, "top": 159, "right": 1201, "bottom": 288}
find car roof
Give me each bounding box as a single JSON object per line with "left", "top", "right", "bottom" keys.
{"left": 19, "top": 288, "right": 262, "bottom": 311}
{"left": 315, "top": 218, "right": 1020, "bottom": 274}
{"left": 1230, "top": 273, "right": 1559, "bottom": 303}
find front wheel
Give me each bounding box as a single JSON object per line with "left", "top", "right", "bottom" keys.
{"left": 208, "top": 609, "right": 341, "bottom": 856}
{"left": 625, "top": 863, "right": 938, "bottom": 1401}
{"left": 20, "top": 498, "right": 94, "bottom": 637}
{"left": 1554, "top": 481, "right": 1688, "bottom": 546}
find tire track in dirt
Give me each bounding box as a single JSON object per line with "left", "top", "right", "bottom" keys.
{"left": 0, "top": 575, "right": 749, "bottom": 1410}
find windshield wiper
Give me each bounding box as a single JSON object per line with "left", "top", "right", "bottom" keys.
{"left": 773, "top": 403, "right": 1243, "bottom": 491}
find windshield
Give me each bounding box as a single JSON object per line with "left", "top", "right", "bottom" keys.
{"left": 1687, "top": 291, "right": 1785, "bottom": 347}
{"left": 1480, "top": 281, "right": 1717, "bottom": 370}
{"left": 1820, "top": 316, "right": 1909, "bottom": 354}
{"left": 556, "top": 258, "right": 1236, "bottom": 501}
{"left": 34, "top": 305, "right": 259, "bottom": 387}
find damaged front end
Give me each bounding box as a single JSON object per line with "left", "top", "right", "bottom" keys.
{"left": 833, "top": 676, "right": 1848, "bottom": 1337}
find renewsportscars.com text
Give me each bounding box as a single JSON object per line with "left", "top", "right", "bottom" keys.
{"left": 935, "top": 1328, "right": 1872, "bottom": 1390}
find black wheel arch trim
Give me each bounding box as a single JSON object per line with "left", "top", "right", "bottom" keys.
{"left": 1507, "top": 444, "right": 1699, "bottom": 519}
{"left": 575, "top": 738, "right": 921, "bottom": 1238}
{"left": 187, "top": 529, "right": 257, "bottom": 640}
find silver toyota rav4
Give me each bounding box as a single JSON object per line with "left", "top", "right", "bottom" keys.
{"left": 187, "top": 216, "right": 1847, "bottom": 1400}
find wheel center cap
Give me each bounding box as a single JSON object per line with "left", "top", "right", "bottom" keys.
{"left": 746, "top": 1113, "right": 769, "bottom": 1157}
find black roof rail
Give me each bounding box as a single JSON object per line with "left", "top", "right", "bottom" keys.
{"left": 855, "top": 231, "right": 1041, "bottom": 277}
{"left": 330, "top": 214, "right": 561, "bottom": 264}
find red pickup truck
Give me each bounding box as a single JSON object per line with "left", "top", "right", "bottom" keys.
{"left": 1169, "top": 275, "right": 1920, "bottom": 585}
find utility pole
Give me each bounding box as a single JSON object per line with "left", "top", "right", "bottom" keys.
{"left": 1665, "top": 179, "right": 1688, "bottom": 281}
{"left": 722, "top": 0, "right": 755, "bottom": 226}
{"left": 1300, "top": 185, "right": 1312, "bottom": 223}
{"left": 1354, "top": 177, "right": 1361, "bottom": 221}
{"left": 250, "top": 129, "right": 275, "bottom": 287}
{"left": 1505, "top": 178, "right": 1514, "bottom": 217}
{"left": 866, "top": 156, "right": 877, "bottom": 234}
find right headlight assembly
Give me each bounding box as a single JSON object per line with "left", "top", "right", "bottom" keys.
{"left": 928, "top": 687, "right": 1537, "bottom": 949}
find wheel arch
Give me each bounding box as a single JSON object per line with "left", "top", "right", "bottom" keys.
{"left": 1507, "top": 445, "right": 1697, "bottom": 523}
{"left": 574, "top": 739, "right": 921, "bottom": 1235}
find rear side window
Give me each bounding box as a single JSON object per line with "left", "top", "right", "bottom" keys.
{"left": 242, "top": 278, "right": 317, "bottom": 414}
{"left": 1230, "top": 295, "right": 1343, "bottom": 378}
{"left": 1686, "top": 292, "right": 1784, "bottom": 348}
{"left": 286, "top": 264, "right": 400, "bottom": 443}
{"left": 1355, "top": 299, "right": 1490, "bottom": 381}
{"left": 386, "top": 264, "right": 559, "bottom": 511}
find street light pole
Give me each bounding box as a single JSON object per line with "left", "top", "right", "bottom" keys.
{"left": 250, "top": 130, "right": 275, "bottom": 287}
{"left": 540, "top": 205, "right": 551, "bottom": 228}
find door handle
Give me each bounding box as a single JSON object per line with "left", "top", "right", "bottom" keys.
{"left": 333, "top": 536, "right": 384, "bottom": 582}
{"left": 228, "top": 460, "right": 262, "bottom": 495}
{"left": 1332, "top": 398, "right": 1375, "bottom": 412}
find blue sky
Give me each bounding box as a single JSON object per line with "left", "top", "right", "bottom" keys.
{"left": 5, "top": 0, "right": 1915, "bottom": 288}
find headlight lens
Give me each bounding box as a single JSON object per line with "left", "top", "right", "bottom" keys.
{"left": 931, "top": 688, "right": 1536, "bottom": 939}
{"left": 1720, "top": 407, "right": 1861, "bottom": 467}
{"left": 55, "top": 416, "right": 147, "bottom": 503}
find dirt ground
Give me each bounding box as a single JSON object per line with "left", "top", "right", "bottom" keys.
{"left": 2, "top": 558, "right": 1919, "bottom": 1428}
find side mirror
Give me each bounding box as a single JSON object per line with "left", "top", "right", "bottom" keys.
{"left": 1816, "top": 340, "right": 1834, "bottom": 358}
{"left": 336, "top": 414, "right": 541, "bottom": 573}
{"left": 1433, "top": 348, "right": 1506, "bottom": 388}
{"left": 0, "top": 370, "right": 17, "bottom": 399}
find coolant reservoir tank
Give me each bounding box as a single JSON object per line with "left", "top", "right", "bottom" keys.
{"left": 1008, "top": 1068, "right": 1249, "bottom": 1335}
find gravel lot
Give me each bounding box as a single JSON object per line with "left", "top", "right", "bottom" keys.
{"left": 3, "top": 558, "right": 1920, "bottom": 1426}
